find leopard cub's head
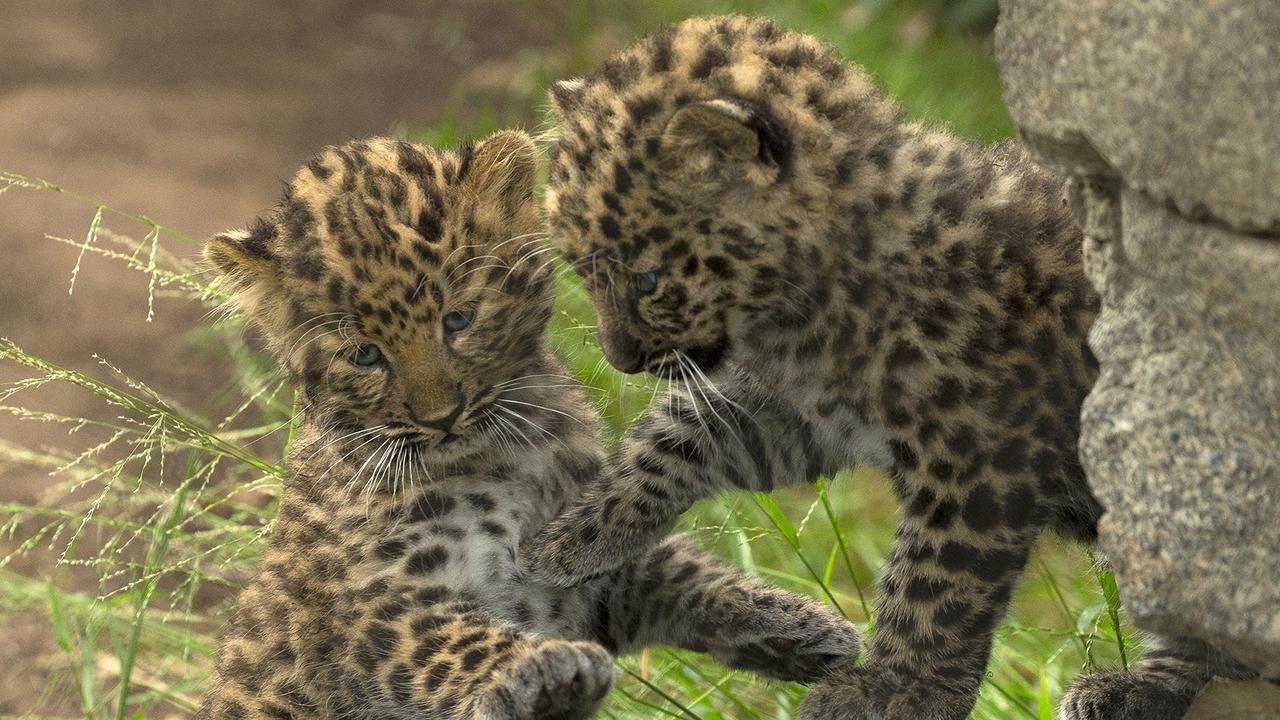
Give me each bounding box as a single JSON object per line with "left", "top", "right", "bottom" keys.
{"left": 206, "top": 132, "right": 550, "bottom": 463}
{"left": 545, "top": 16, "right": 896, "bottom": 377}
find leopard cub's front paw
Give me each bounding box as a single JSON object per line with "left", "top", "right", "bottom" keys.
{"left": 519, "top": 523, "right": 596, "bottom": 588}
{"left": 788, "top": 613, "right": 862, "bottom": 684}
{"left": 478, "top": 640, "right": 615, "bottom": 720}
{"left": 1058, "top": 671, "right": 1196, "bottom": 720}
{"left": 798, "top": 666, "right": 975, "bottom": 720}
{"left": 726, "top": 600, "right": 862, "bottom": 684}
{"left": 521, "top": 511, "right": 635, "bottom": 588}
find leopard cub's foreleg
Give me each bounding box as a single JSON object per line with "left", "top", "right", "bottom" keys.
{"left": 598, "top": 537, "right": 862, "bottom": 684}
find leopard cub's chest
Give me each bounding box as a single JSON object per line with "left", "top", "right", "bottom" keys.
{"left": 374, "top": 479, "right": 530, "bottom": 587}
{"left": 740, "top": 352, "right": 895, "bottom": 474}
{"left": 362, "top": 474, "right": 596, "bottom": 637}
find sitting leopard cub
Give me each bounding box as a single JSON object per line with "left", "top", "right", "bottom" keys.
{"left": 524, "top": 15, "right": 1254, "bottom": 720}
{"left": 198, "top": 133, "right": 860, "bottom": 720}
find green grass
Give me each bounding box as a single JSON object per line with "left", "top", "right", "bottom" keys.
{"left": 0, "top": 2, "right": 1137, "bottom": 718}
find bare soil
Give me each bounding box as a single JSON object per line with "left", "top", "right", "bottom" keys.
{"left": 0, "top": 2, "right": 567, "bottom": 714}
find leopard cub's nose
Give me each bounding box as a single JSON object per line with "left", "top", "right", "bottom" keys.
{"left": 601, "top": 328, "right": 646, "bottom": 374}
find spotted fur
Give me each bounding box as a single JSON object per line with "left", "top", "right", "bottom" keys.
{"left": 523, "top": 16, "right": 1248, "bottom": 719}
{"left": 198, "top": 133, "right": 861, "bottom": 720}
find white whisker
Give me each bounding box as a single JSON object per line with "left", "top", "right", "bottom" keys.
{"left": 492, "top": 406, "right": 538, "bottom": 448}
{"left": 495, "top": 397, "right": 584, "bottom": 425}
{"left": 447, "top": 253, "right": 506, "bottom": 283}
{"left": 672, "top": 352, "right": 713, "bottom": 439}
{"left": 321, "top": 431, "right": 387, "bottom": 488}
{"left": 303, "top": 424, "right": 386, "bottom": 467}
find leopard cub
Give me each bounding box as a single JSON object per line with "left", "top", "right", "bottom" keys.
{"left": 198, "top": 133, "right": 860, "bottom": 720}
{"left": 526, "top": 15, "right": 1255, "bottom": 720}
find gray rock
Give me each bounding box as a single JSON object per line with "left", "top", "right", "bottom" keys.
{"left": 1080, "top": 188, "right": 1280, "bottom": 677}
{"left": 1186, "top": 678, "right": 1280, "bottom": 719}
{"left": 997, "top": 0, "right": 1280, "bottom": 234}
{"left": 996, "top": 0, "right": 1280, "bottom": 678}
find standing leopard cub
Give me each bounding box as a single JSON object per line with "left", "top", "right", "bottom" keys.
{"left": 524, "top": 15, "right": 1254, "bottom": 720}
{"left": 198, "top": 133, "right": 861, "bottom": 719}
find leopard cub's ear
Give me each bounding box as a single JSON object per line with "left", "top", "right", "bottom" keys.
{"left": 548, "top": 78, "right": 587, "bottom": 117}
{"left": 204, "top": 218, "right": 283, "bottom": 320}
{"left": 461, "top": 130, "right": 539, "bottom": 205}
{"left": 659, "top": 98, "right": 791, "bottom": 190}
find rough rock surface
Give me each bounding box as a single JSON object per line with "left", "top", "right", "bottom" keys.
{"left": 996, "top": 0, "right": 1280, "bottom": 233}
{"left": 1187, "top": 680, "right": 1280, "bottom": 720}
{"left": 996, "top": 0, "right": 1280, "bottom": 683}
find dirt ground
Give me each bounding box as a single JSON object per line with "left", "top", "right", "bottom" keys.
{"left": 0, "top": 2, "right": 566, "bottom": 713}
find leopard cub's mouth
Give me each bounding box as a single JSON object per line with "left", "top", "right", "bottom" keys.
{"left": 645, "top": 341, "right": 728, "bottom": 379}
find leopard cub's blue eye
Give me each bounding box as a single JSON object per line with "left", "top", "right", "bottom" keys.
{"left": 350, "top": 344, "right": 383, "bottom": 368}
{"left": 443, "top": 309, "right": 474, "bottom": 335}
{"left": 635, "top": 271, "right": 658, "bottom": 294}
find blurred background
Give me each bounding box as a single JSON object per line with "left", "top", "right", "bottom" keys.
{"left": 1, "top": 2, "right": 1130, "bottom": 719}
